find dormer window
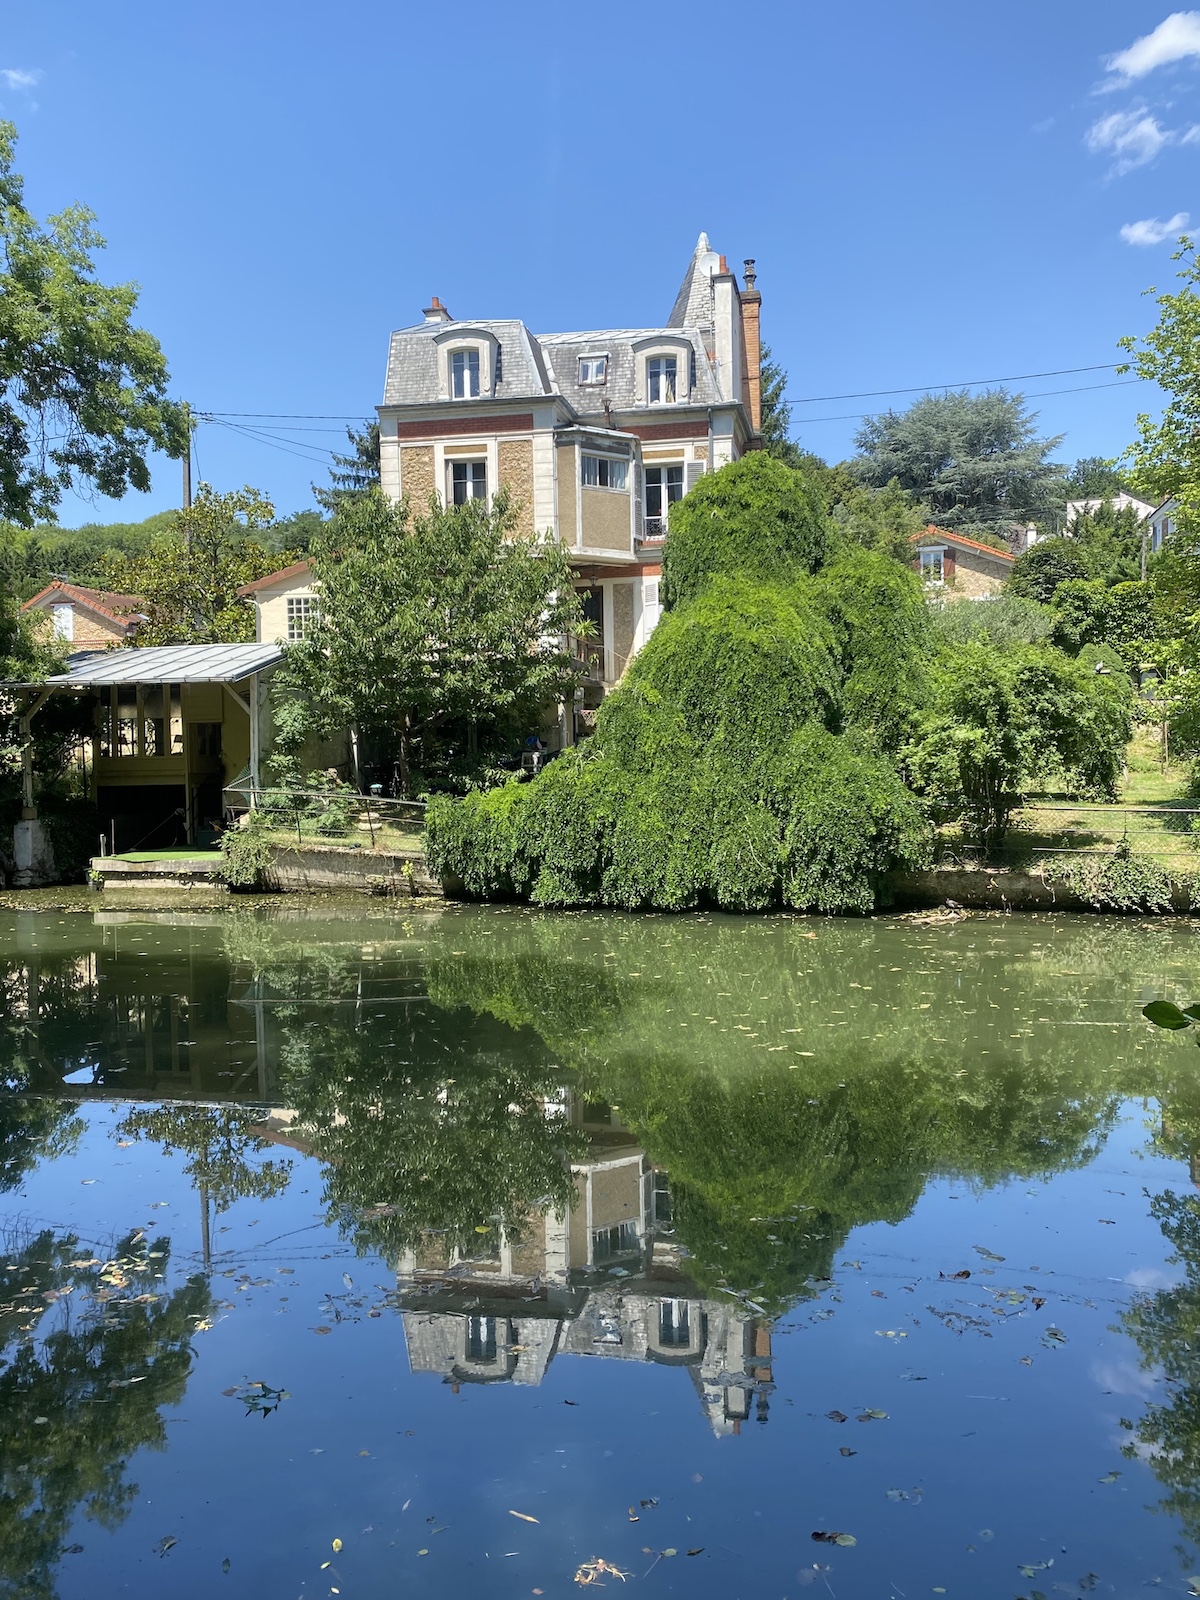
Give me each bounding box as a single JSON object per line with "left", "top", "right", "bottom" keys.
{"left": 451, "top": 349, "right": 480, "bottom": 399}
{"left": 648, "top": 354, "right": 678, "bottom": 404}
{"left": 579, "top": 355, "right": 608, "bottom": 385}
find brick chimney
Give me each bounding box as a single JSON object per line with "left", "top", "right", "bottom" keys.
{"left": 423, "top": 295, "right": 452, "bottom": 324}
{"left": 740, "top": 259, "right": 762, "bottom": 434}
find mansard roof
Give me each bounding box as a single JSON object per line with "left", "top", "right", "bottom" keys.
{"left": 382, "top": 318, "right": 552, "bottom": 406}
{"left": 667, "top": 231, "right": 722, "bottom": 332}
{"left": 537, "top": 327, "right": 723, "bottom": 413}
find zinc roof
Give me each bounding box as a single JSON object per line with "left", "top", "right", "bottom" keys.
{"left": 37, "top": 643, "right": 285, "bottom": 687}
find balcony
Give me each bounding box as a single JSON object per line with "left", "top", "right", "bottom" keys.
{"left": 642, "top": 516, "right": 668, "bottom": 541}
{"left": 573, "top": 641, "right": 604, "bottom": 684}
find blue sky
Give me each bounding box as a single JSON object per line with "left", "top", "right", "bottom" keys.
{"left": 4, "top": 0, "right": 1199, "bottom": 525}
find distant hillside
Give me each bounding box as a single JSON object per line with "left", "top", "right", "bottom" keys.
{"left": 0, "top": 507, "right": 324, "bottom": 601}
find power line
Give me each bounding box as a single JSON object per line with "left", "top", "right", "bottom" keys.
{"left": 206, "top": 416, "right": 337, "bottom": 467}
{"left": 791, "top": 376, "right": 1150, "bottom": 426}
{"left": 784, "top": 363, "right": 1122, "bottom": 405}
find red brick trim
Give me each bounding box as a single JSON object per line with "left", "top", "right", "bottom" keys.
{"left": 395, "top": 413, "right": 534, "bottom": 439}
{"left": 625, "top": 423, "right": 709, "bottom": 443}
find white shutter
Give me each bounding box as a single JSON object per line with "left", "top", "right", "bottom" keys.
{"left": 684, "top": 460, "right": 704, "bottom": 495}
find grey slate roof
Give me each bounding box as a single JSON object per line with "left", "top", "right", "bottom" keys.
{"left": 537, "top": 328, "right": 723, "bottom": 414}
{"left": 382, "top": 318, "right": 551, "bottom": 406}
{"left": 667, "top": 232, "right": 721, "bottom": 332}
{"left": 39, "top": 643, "right": 285, "bottom": 686}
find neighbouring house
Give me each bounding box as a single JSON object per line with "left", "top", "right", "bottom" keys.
{"left": 243, "top": 233, "right": 763, "bottom": 743}
{"left": 1065, "top": 492, "right": 1155, "bottom": 529}
{"left": 21, "top": 580, "right": 144, "bottom": 649}
{"left": 1147, "top": 496, "right": 1178, "bottom": 558}
{"left": 911, "top": 527, "right": 1015, "bottom": 596}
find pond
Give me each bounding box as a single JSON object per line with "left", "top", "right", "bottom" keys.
{"left": 2, "top": 903, "right": 1200, "bottom": 1598}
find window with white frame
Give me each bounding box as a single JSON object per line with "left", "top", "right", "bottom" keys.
{"left": 581, "top": 454, "right": 627, "bottom": 489}
{"left": 578, "top": 354, "right": 608, "bottom": 384}
{"left": 645, "top": 464, "right": 684, "bottom": 533}
{"left": 658, "top": 1298, "right": 691, "bottom": 1348}
{"left": 51, "top": 604, "right": 74, "bottom": 642}
{"left": 286, "top": 596, "right": 316, "bottom": 642}
{"left": 919, "top": 547, "right": 945, "bottom": 583}
{"left": 451, "top": 459, "right": 487, "bottom": 505}
{"left": 647, "top": 354, "right": 678, "bottom": 404}
{"left": 450, "top": 348, "right": 481, "bottom": 399}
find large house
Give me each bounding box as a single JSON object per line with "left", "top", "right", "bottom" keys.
{"left": 245, "top": 233, "right": 764, "bottom": 731}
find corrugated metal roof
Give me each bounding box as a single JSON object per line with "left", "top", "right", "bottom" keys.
{"left": 40, "top": 643, "right": 285, "bottom": 687}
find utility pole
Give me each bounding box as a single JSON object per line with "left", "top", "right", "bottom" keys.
{"left": 180, "top": 406, "right": 192, "bottom": 512}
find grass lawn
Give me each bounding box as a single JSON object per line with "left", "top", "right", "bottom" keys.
{"left": 255, "top": 819, "right": 424, "bottom": 854}
{"left": 937, "top": 730, "right": 1200, "bottom": 872}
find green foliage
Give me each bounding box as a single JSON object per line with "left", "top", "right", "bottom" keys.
{"left": 904, "top": 642, "right": 1134, "bottom": 844}
{"left": 0, "top": 122, "right": 187, "bottom": 525}
{"left": 1008, "top": 536, "right": 1094, "bottom": 603}
{"left": 852, "top": 388, "right": 1065, "bottom": 529}
{"left": 1061, "top": 500, "right": 1146, "bottom": 585}
{"left": 218, "top": 811, "right": 276, "bottom": 889}
{"left": 930, "top": 592, "right": 1055, "bottom": 649}
{"left": 811, "top": 548, "right": 931, "bottom": 749}
{"left": 827, "top": 474, "right": 931, "bottom": 562}
{"left": 102, "top": 484, "right": 286, "bottom": 645}
{"left": 313, "top": 422, "right": 380, "bottom": 513}
{"left": 116, "top": 1106, "right": 292, "bottom": 1212}
{"left": 273, "top": 488, "right": 585, "bottom": 794}
{"left": 1067, "top": 456, "right": 1130, "bottom": 498}
{"left": 0, "top": 511, "right": 174, "bottom": 599}
{"left": 1049, "top": 578, "right": 1157, "bottom": 666}
{"left": 1050, "top": 842, "right": 1181, "bottom": 912}
{"left": 660, "top": 454, "right": 831, "bottom": 608}
{"left": 1119, "top": 235, "right": 1200, "bottom": 522}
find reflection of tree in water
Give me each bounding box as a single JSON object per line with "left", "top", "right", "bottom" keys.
{"left": 0, "top": 1228, "right": 212, "bottom": 1600}
{"left": 0, "top": 1098, "right": 83, "bottom": 1195}
{"left": 115, "top": 1107, "right": 292, "bottom": 1214}
{"left": 275, "top": 990, "right": 584, "bottom": 1261}
{"left": 1122, "top": 1187, "right": 1200, "bottom": 1555}
{"left": 422, "top": 915, "right": 1131, "bottom": 1311}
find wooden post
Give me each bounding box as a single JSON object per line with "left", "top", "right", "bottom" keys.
{"left": 249, "top": 673, "right": 261, "bottom": 802}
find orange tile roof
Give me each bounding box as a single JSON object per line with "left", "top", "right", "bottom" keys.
{"left": 910, "top": 526, "right": 1015, "bottom": 562}
{"left": 21, "top": 580, "right": 145, "bottom": 627}
{"left": 237, "top": 560, "right": 312, "bottom": 597}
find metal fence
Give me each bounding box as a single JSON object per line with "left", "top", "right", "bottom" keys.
{"left": 935, "top": 801, "right": 1200, "bottom": 868}
{"left": 223, "top": 784, "right": 425, "bottom": 847}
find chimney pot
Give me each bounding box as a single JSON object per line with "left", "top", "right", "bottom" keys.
{"left": 743, "top": 258, "right": 757, "bottom": 290}
{"left": 423, "top": 295, "right": 452, "bottom": 323}
{"left": 718, "top": 254, "right": 728, "bottom": 274}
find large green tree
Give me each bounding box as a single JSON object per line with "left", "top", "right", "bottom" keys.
{"left": 102, "top": 484, "right": 285, "bottom": 645}
{"left": 313, "top": 421, "right": 380, "bottom": 513}
{"left": 852, "top": 388, "right": 1064, "bottom": 530}
{"left": 0, "top": 121, "right": 186, "bottom": 526}
{"left": 272, "top": 488, "right": 586, "bottom": 793}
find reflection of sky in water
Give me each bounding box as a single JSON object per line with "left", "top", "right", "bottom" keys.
{"left": 2, "top": 906, "right": 1200, "bottom": 1596}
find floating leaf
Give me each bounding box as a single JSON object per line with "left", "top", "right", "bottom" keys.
{"left": 834, "top": 1534, "right": 857, "bottom": 1547}
{"left": 825, "top": 1409, "right": 847, "bottom": 1423}
{"left": 154, "top": 1536, "right": 178, "bottom": 1558}
{"left": 1098, "top": 1471, "right": 1121, "bottom": 1484}
{"left": 1143, "top": 1000, "right": 1193, "bottom": 1030}
{"left": 221, "top": 1558, "right": 230, "bottom": 1573}
{"left": 839, "top": 1447, "right": 857, "bottom": 1457}
{"left": 811, "top": 1531, "right": 856, "bottom": 1546}
{"left": 973, "top": 1246, "right": 1005, "bottom": 1262}
{"left": 663, "top": 1548, "right": 677, "bottom": 1557}
{"left": 509, "top": 1511, "right": 539, "bottom": 1523}
{"left": 859, "top": 1409, "right": 889, "bottom": 1420}
{"left": 686, "top": 1548, "right": 704, "bottom": 1556}
{"left": 332, "top": 1539, "right": 343, "bottom": 1552}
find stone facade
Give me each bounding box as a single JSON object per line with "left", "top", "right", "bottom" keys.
{"left": 497, "top": 439, "right": 535, "bottom": 536}
{"left": 400, "top": 444, "right": 437, "bottom": 507}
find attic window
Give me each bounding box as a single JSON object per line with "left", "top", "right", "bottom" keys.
{"left": 919, "top": 547, "right": 945, "bottom": 583}
{"left": 450, "top": 348, "right": 481, "bottom": 399}
{"left": 579, "top": 355, "right": 608, "bottom": 384}
{"left": 647, "top": 354, "right": 678, "bottom": 404}
{"left": 494, "top": 344, "right": 503, "bottom": 385}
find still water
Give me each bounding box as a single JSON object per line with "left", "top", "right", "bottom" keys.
{"left": 2, "top": 904, "right": 1200, "bottom": 1598}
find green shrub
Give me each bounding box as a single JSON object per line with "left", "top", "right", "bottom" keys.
{"left": 218, "top": 813, "right": 276, "bottom": 889}
{"left": 661, "top": 454, "right": 831, "bottom": 608}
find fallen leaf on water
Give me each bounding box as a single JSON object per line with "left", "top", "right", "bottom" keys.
{"left": 811, "top": 1531, "right": 857, "bottom": 1547}
{"left": 221, "top": 1558, "right": 230, "bottom": 1573}
{"left": 838, "top": 1447, "right": 857, "bottom": 1457}
{"left": 343, "top": 1273, "right": 353, "bottom": 1288}
{"left": 1043, "top": 1326, "right": 1067, "bottom": 1346}
{"left": 509, "top": 1511, "right": 539, "bottom": 1523}
{"left": 332, "top": 1539, "right": 343, "bottom": 1552}
{"left": 973, "top": 1246, "right": 1005, "bottom": 1262}
{"left": 154, "top": 1536, "right": 178, "bottom": 1558}
{"left": 858, "top": 1409, "right": 889, "bottom": 1420}
{"left": 575, "top": 1558, "right": 630, "bottom": 1585}
{"left": 418, "top": 1548, "right": 428, "bottom": 1557}
{"left": 939, "top": 1269, "right": 971, "bottom": 1280}
{"left": 313, "top": 1326, "right": 332, "bottom": 1336}
{"left": 825, "top": 1409, "right": 847, "bottom": 1423}
{"left": 1098, "top": 1471, "right": 1121, "bottom": 1484}
{"left": 357, "top": 1450, "right": 370, "bottom": 1457}
{"left": 627, "top": 1508, "right": 639, "bottom": 1522}
{"left": 687, "top": 1548, "right": 704, "bottom": 1556}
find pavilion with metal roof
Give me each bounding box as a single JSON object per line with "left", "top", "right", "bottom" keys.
{"left": 9, "top": 642, "right": 285, "bottom": 853}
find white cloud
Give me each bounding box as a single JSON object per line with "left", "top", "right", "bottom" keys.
{"left": 1108, "top": 11, "right": 1200, "bottom": 79}
{"left": 0, "top": 68, "right": 41, "bottom": 91}
{"left": 1087, "top": 107, "right": 1173, "bottom": 172}
{"left": 1120, "top": 210, "right": 1191, "bottom": 243}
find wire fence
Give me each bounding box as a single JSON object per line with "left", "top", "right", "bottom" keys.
{"left": 223, "top": 784, "right": 426, "bottom": 849}
{"left": 936, "top": 801, "right": 1200, "bottom": 868}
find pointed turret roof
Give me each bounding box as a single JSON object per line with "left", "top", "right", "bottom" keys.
{"left": 667, "top": 231, "right": 722, "bottom": 330}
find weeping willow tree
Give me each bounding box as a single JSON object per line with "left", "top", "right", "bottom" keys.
{"left": 426, "top": 454, "right": 933, "bottom": 913}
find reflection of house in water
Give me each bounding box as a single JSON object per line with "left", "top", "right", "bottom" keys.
{"left": 4, "top": 916, "right": 270, "bottom": 1103}
{"left": 397, "top": 1099, "right": 773, "bottom": 1435}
